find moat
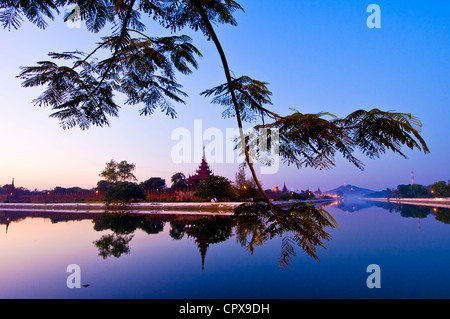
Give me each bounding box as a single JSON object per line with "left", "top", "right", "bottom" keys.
{"left": 0, "top": 200, "right": 449, "bottom": 298}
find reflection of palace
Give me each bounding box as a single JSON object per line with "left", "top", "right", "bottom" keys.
{"left": 2, "top": 203, "right": 448, "bottom": 269}
{"left": 184, "top": 217, "right": 234, "bottom": 271}
{"left": 186, "top": 226, "right": 209, "bottom": 271}
{"left": 0, "top": 211, "right": 234, "bottom": 271}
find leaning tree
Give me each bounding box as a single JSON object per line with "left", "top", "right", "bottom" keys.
{"left": 2, "top": 1, "right": 429, "bottom": 224}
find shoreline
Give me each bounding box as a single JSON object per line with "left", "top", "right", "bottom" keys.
{"left": 0, "top": 202, "right": 243, "bottom": 213}
{"left": 365, "top": 197, "right": 450, "bottom": 209}
{"left": 0, "top": 198, "right": 338, "bottom": 214}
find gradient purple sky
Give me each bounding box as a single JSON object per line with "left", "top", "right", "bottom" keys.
{"left": 0, "top": 0, "right": 449, "bottom": 192}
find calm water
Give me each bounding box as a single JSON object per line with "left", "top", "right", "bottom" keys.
{"left": 0, "top": 200, "right": 449, "bottom": 299}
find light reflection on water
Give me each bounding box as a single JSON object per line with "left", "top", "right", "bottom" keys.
{"left": 0, "top": 201, "right": 448, "bottom": 299}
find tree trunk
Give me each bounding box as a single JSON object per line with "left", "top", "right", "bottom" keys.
{"left": 192, "top": 1, "right": 282, "bottom": 221}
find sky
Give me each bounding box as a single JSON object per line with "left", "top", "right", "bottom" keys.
{"left": 0, "top": 0, "right": 449, "bottom": 192}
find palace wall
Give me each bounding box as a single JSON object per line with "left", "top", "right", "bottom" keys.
{"left": 0, "top": 187, "right": 201, "bottom": 203}
{"left": 144, "top": 187, "right": 201, "bottom": 202}
{"left": 1, "top": 191, "right": 104, "bottom": 203}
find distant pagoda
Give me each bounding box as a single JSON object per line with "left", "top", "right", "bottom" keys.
{"left": 315, "top": 187, "right": 322, "bottom": 195}
{"left": 186, "top": 147, "right": 213, "bottom": 186}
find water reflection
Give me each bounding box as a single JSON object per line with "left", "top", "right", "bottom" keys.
{"left": 90, "top": 211, "right": 235, "bottom": 268}
{"left": 325, "top": 199, "right": 450, "bottom": 224}
{"left": 233, "top": 202, "right": 338, "bottom": 266}
{"left": 94, "top": 233, "right": 134, "bottom": 259}
{"left": 93, "top": 212, "right": 164, "bottom": 235}
{"left": 185, "top": 217, "right": 234, "bottom": 271}
{"left": 0, "top": 200, "right": 448, "bottom": 270}
{"left": 93, "top": 203, "right": 338, "bottom": 268}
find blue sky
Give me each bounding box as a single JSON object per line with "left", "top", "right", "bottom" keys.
{"left": 0, "top": 0, "right": 449, "bottom": 192}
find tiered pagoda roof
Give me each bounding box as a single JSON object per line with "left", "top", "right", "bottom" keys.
{"left": 186, "top": 147, "right": 213, "bottom": 186}
{"left": 281, "top": 182, "right": 288, "bottom": 193}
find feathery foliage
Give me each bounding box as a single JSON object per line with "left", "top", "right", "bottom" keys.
{"left": 202, "top": 77, "right": 430, "bottom": 170}
{"left": 17, "top": 31, "right": 201, "bottom": 128}
{"left": 201, "top": 76, "right": 273, "bottom": 122}
{"left": 234, "top": 202, "right": 338, "bottom": 265}
{"left": 0, "top": 0, "right": 57, "bottom": 30}
{"left": 18, "top": 51, "right": 119, "bottom": 129}
{"left": 161, "top": 0, "right": 244, "bottom": 36}
{"left": 6, "top": 0, "right": 430, "bottom": 176}
{"left": 3, "top": 1, "right": 431, "bottom": 263}
{"left": 340, "top": 108, "right": 429, "bottom": 159}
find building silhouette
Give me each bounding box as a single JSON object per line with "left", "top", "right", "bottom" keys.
{"left": 186, "top": 147, "right": 213, "bottom": 186}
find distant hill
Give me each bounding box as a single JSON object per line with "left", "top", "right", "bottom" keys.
{"left": 325, "top": 184, "right": 376, "bottom": 198}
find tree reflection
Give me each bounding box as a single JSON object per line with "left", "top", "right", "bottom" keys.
{"left": 434, "top": 208, "right": 450, "bottom": 224}
{"left": 93, "top": 211, "right": 164, "bottom": 235}
{"left": 93, "top": 233, "right": 134, "bottom": 259}
{"left": 397, "top": 204, "right": 430, "bottom": 219}
{"left": 330, "top": 199, "right": 450, "bottom": 226}
{"left": 90, "top": 212, "right": 235, "bottom": 266}
{"left": 94, "top": 212, "right": 140, "bottom": 234}
{"left": 399, "top": 205, "right": 450, "bottom": 224}
{"left": 169, "top": 221, "right": 186, "bottom": 240}
{"left": 388, "top": 203, "right": 450, "bottom": 224}
{"left": 92, "top": 212, "right": 165, "bottom": 259}
{"left": 233, "top": 202, "right": 338, "bottom": 267}
{"left": 87, "top": 202, "right": 447, "bottom": 267}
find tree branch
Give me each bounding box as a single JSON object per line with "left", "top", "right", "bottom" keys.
{"left": 86, "top": 0, "right": 137, "bottom": 101}
{"left": 191, "top": 0, "right": 286, "bottom": 224}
